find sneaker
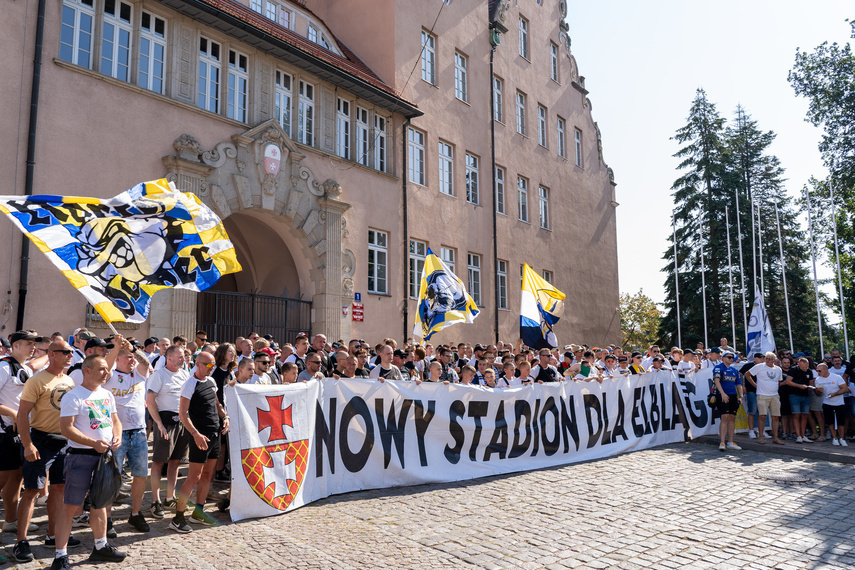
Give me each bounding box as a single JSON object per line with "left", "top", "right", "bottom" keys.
{"left": 718, "top": 443, "right": 726, "bottom": 451}
{"left": 72, "top": 512, "right": 89, "bottom": 527}
{"left": 726, "top": 442, "right": 742, "bottom": 450}
{"left": 214, "top": 470, "right": 230, "bottom": 482}
{"left": 795, "top": 436, "right": 804, "bottom": 443}
{"left": 748, "top": 430, "right": 757, "bottom": 439}
{"left": 150, "top": 501, "right": 165, "bottom": 519}
{"left": 13, "top": 540, "right": 34, "bottom": 563}
{"left": 169, "top": 516, "right": 192, "bottom": 534}
{"left": 832, "top": 438, "right": 840, "bottom": 446}
{"left": 816, "top": 437, "right": 827, "bottom": 442}
{"left": 840, "top": 439, "right": 849, "bottom": 447}
{"left": 804, "top": 437, "right": 814, "bottom": 444}
{"left": 216, "top": 498, "right": 230, "bottom": 513}
{"left": 2, "top": 520, "right": 39, "bottom": 532}
{"left": 189, "top": 508, "right": 215, "bottom": 526}
{"left": 50, "top": 555, "right": 71, "bottom": 570}
{"left": 106, "top": 520, "right": 117, "bottom": 539}
{"left": 44, "top": 535, "right": 81, "bottom": 548}
{"left": 36, "top": 494, "right": 49, "bottom": 506}
{"left": 163, "top": 497, "right": 178, "bottom": 510}
{"left": 114, "top": 491, "right": 130, "bottom": 502}
{"left": 88, "top": 544, "right": 127, "bottom": 563}
{"left": 128, "top": 513, "right": 150, "bottom": 533}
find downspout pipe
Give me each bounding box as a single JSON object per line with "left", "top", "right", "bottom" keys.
{"left": 16, "top": 0, "right": 47, "bottom": 331}
{"left": 489, "top": 44, "right": 499, "bottom": 344}
{"left": 402, "top": 118, "right": 411, "bottom": 343}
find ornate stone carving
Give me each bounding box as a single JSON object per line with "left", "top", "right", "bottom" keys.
{"left": 299, "top": 165, "right": 324, "bottom": 197}
{"left": 497, "top": 1, "right": 510, "bottom": 23}
{"left": 202, "top": 142, "right": 237, "bottom": 168}
{"left": 322, "top": 179, "right": 342, "bottom": 199}
{"left": 342, "top": 277, "right": 354, "bottom": 298}
{"left": 341, "top": 217, "right": 349, "bottom": 240}
{"left": 198, "top": 180, "right": 210, "bottom": 197}
{"left": 236, "top": 159, "right": 246, "bottom": 173}
{"left": 173, "top": 134, "right": 202, "bottom": 161}
{"left": 594, "top": 122, "right": 604, "bottom": 163}
{"left": 559, "top": 0, "right": 568, "bottom": 19}
{"left": 261, "top": 174, "right": 277, "bottom": 196}
{"left": 342, "top": 249, "right": 355, "bottom": 278}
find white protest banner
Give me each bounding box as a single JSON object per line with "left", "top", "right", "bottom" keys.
{"left": 225, "top": 369, "right": 722, "bottom": 521}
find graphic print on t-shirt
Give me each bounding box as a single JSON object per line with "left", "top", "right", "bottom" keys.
{"left": 50, "top": 384, "right": 73, "bottom": 411}
{"left": 84, "top": 397, "right": 113, "bottom": 430}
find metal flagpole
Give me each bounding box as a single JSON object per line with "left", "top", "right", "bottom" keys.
{"left": 757, "top": 202, "right": 765, "bottom": 296}
{"left": 829, "top": 177, "right": 850, "bottom": 359}
{"left": 804, "top": 188, "right": 825, "bottom": 355}
{"left": 699, "top": 222, "right": 709, "bottom": 350}
{"left": 672, "top": 214, "right": 682, "bottom": 347}
{"left": 751, "top": 198, "right": 757, "bottom": 294}
{"left": 774, "top": 203, "right": 794, "bottom": 353}
{"left": 734, "top": 188, "right": 749, "bottom": 351}
{"left": 725, "top": 206, "right": 737, "bottom": 346}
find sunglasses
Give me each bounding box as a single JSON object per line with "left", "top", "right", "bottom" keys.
{"left": 257, "top": 361, "right": 271, "bottom": 365}
{"left": 200, "top": 362, "right": 215, "bottom": 368}
{"left": 52, "top": 349, "right": 73, "bottom": 355}
{"left": 307, "top": 360, "right": 321, "bottom": 364}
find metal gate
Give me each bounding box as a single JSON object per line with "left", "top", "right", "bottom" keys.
{"left": 197, "top": 291, "right": 311, "bottom": 345}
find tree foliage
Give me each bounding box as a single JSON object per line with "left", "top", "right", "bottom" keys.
{"left": 620, "top": 289, "right": 662, "bottom": 352}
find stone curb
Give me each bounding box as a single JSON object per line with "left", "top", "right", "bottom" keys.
{"left": 695, "top": 434, "right": 855, "bottom": 465}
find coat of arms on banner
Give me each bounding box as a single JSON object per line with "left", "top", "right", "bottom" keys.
{"left": 240, "top": 393, "right": 309, "bottom": 511}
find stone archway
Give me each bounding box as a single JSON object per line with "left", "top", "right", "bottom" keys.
{"left": 151, "top": 120, "right": 355, "bottom": 342}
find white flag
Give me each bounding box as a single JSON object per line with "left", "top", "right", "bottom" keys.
{"left": 746, "top": 285, "right": 775, "bottom": 356}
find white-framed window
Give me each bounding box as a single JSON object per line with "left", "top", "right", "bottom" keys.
{"left": 519, "top": 16, "right": 529, "bottom": 60}
{"left": 575, "top": 128, "right": 583, "bottom": 167}
{"left": 542, "top": 269, "right": 553, "bottom": 283}
{"left": 227, "top": 50, "right": 248, "bottom": 122}
{"left": 374, "top": 115, "right": 388, "bottom": 172}
{"left": 298, "top": 80, "right": 315, "bottom": 146}
{"left": 250, "top": 0, "right": 262, "bottom": 13}
{"left": 101, "top": 0, "right": 132, "bottom": 81}
{"left": 408, "top": 127, "right": 425, "bottom": 185}
{"left": 550, "top": 42, "right": 559, "bottom": 82}
{"left": 557, "top": 117, "right": 566, "bottom": 158}
{"left": 265, "top": 1, "right": 276, "bottom": 21}
{"left": 465, "top": 153, "right": 479, "bottom": 205}
{"left": 538, "top": 105, "right": 547, "bottom": 147}
{"left": 307, "top": 24, "right": 318, "bottom": 44}
{"left": 438, "top": 141, "right": 454, "bottom": 196}
{"left": 497, "top": 260, "right": 508, "bottom": 310}
{"left": 454, "top": 51, "right": 468, "bottom": 102}
{"left": 421, "top": 30, "right": 436, "bottom": 85}
{"left": 492, "top": 76, "right": 503, "bottom": 122}
{"left": 368, "top": 229, "right": 388, "bottom": 295}
{"left": 60, "top": 0, "right": 95, "bottom": 68}
{"left": 539, "top": 186, "right": 550, "bottom": 229}
{"left": 409, "top": 239, "right": 427, "bottom": 299}
{"left": 355, "top": 107, "right": 369, "bottom": 166}
{"left": 441, "top": 247, "right": 455, "bottom": 275}
{"left": 516, "top": 91, "right": 526, "bottom": 136}
{"left": 468, "top": 253, "right": 481, "bottom": 306}
{"left": 198, "top": 37, "right": 220, "bottom": 113}
{"left": 279, "top": 8, "right": 292, "bottom": 30}
{"left": 336, "top": 98, "right": 351, "bottom": 160}
{"left": 274, "top": 70, "right": 291, "bottom": 136}
{"left": 495, "top": 166, "right": 505, "bottom": 215}
{"left": 138, "top": 11, "right": 166, "bottom": 94}
{"left": 518, "top": 176, "right": 528, "bottom": 222}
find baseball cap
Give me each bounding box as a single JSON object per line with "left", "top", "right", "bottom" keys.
{"left": 618, "top": 356, "right": 628, "bottom": 362}
{"left": 652, "top": 356, "right": 664, "bottom": 362}
{"left": 393, "top": 349, "right": 407, "bottom": 358}
{"left": 0, "top": 338, "right": 10, "bottom": 349}
{"left": 263, "top": 334, "right": 274, "bottom": 341}
{"left": 710, "top": 347, "right": 722, "bottom": 354}
{"left": 144, "top": 337, "right": 158, "bottom": 348}
{"left": 564, "top": 345, "right": 573, "bottom": 351}
{"left": 77, "top": 331, "right": 96, "bottom": 342}
{"left": 684, "top": 349, "right": 695, "bottom": 355}
{"left": 257, "top": 347, "right": 276, "bottom": 359}
{"left": 269, "top": 342, "right": 280, "bottom": 351}
{"left": 563, "top": 351, "right": 573, "bottom": 360}
{"left": 85, "top": 338, "right": 114, "bottom": 350}
{"left": 722, "top": 352, "right": 735, "bottom": 359}
{"left": 9, "top": 330, "right": 38, "bottom": 344}
{"left": 754, "top": 353, "right": 765, "bottom": 359}
{"left": 474, "top": 344, "right": 486, "bottom": 352}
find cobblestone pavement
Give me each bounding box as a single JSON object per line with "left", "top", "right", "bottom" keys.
{"left": 2, "top": 441, "right": 854, "bottom": 569}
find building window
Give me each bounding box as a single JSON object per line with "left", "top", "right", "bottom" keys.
{"left": 441, "top": 247, "right": 455, "bottom": 275}
{"left": 100, "top": 0, "right": 132, "bottom": 82}
{"left": 557, "top": 117, "right": 566, "bottom": 158}
{"left": 495, "top": 166, "right": 505, "bottom": 215}
{"left": 279, "top": 8, "right": 292, "bottom": 30}
{"left": 374, "top": 115, "right": 388, "bottom": 172}
{"left": 307, "top": 24, "right": 318, "bottom": 44}
{"left": 408, "top": 127, "right": 425, "bottom": 185}
{"left": 250, "top": 0, "right": 262, "bottom": 13}
{"left": 575, "top": 128, "right": 583, "bottom": 167}
{"left": 539, "top": 186, "right": 550, "bottom": 229}
{"left": 227, "top": 50, "right": 248, "bottom": 122}
{"left": 542, "top": 270, "right": 553, "bottom": 283}
{"left": 465, "top": 153, "right": 479, "bottom": 205}
{"left": 520, "top": 264, "right": 525, "bottom": 285}
{"left": 274, "top": 70, "right": 291, "bottom": 136}
{"left": 492, "top": 76, "right": 503, "bottom": 122}
{"left": 518, "top": 176, "right": 528, "bottom": 222}
{"left": 265, "top": 1, "right": 276, "bottom": 21}
{"left": 60, "top": 0, "right": 95, "bottom": 68}
{"left": 298, "top": 80, "right": 314, "bottom": 146}
{"left": 454, "top": 51, "right": 468, "bottom": 102}
{"left": 421, "top": 30, "right": 436, "bottom": 85}
{"left": 497, "top": 260, "right": 508, "bottom": 310}
{"left": 468, "top": 253, "right": 481, "bottom": 306}
{"left": 516, "top": 91, "right": 526, "bottom": 136}
{"left": 138, "top": 11, "right": 166, "bottom": 94}
{"left": 438, "top": 141, "right": 454, "bottom": 196}
{"left": 355, "top": 107, "right": 369, "bottom": 166}
{"left": 538, "top": 105, "right": 547, "bottom": 147}
{"left": 550, "top": 42, "right": 559, "bottom": 82}
{"left": 198, "top": 37, "right": 220, "bottom": 113}
{"left": 409, "top": 240, "right": 427, "bottom": 299}
{"left": 519, "top": 16, "right": 529, "bottom": 60}
{"left": 336, "top": 98, "right": 351, "bottom": 160}
{"left": 368, "top": 230, "right": 388, "bottom": 295}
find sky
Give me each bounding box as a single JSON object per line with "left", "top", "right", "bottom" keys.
{"left": 567, "top": 1, "right": 853, "bottom": 307}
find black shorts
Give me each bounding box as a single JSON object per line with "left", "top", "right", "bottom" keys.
{"left": 823, "top": 404, "right": 848, "bottom": 429}
{"left": 188, "top": 431, "right": 221, "bottom": 464}
{"left": 152, "top": 411, "right": 190, "bottom": 464}
{"left": 716, "top": 396, "right": 740, "bottom": 416}
{"left": 0, "top": 427, "right": 22, "bottom": 471}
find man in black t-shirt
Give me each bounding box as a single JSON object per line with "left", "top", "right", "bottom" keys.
{"left": 741, "top": 353, "right": 764, "bottom": 439}
{"left": 784, "top": 357, "right": 815, "bottom": 443}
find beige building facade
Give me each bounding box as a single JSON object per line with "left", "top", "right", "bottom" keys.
{"left": 1, "top": 0, "right": 619, "bottom": 347}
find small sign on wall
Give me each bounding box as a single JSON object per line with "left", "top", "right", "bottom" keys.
{"left": 352, "top": 302, "right": 364, "bottom": 322}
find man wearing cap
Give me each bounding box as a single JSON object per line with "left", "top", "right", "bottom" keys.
{"left": 602, "top": 354, "right": 620, "bottom": 378}
{"left": 748, "top": 352, "right": 784, "bottom": 445}
{"left": 713, "top": 352, "right": 743, "bottom": 451}
{"left": 702, "top": 347, "right": 722, "bottom": 370}
{"left": 741, "top": 353, "right": 766, "bottom": 439}
{"left": 67, "top": 337, "right": 116, "bottom": 384}
{"left": 392, "top": 350, "right": 413, "bottom": 381}
{"left": 648, "top": 356, "right": 670, "bottom": 373}
{"left": 676, "top": 350, "right": 696, "bottom": 378}
{"left": 68, "top": 330, "right": 91, "bottom": 367}
{"left": 143, "top": 337, "right": 159, "bottom": 361}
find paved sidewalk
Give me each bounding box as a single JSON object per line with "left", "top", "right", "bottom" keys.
{"left": 698, "top": 430, "right": 855, "bottom": 465}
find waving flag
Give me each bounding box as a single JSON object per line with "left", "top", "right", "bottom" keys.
{"left": 0, "top": 179, "right": 241, "bottom": 323}
{"left": 521, "top": 263, "right": 565, "bottom": 349}
{"left": 746, "top": 285, "right": 775, "bottom": 356}
{"left": 413, "top": 248, "right": 479, "bottom": 340}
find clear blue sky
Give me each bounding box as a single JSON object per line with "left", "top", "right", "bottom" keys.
{"left": 567, "top": 1, "right": 852, "bottom": 306}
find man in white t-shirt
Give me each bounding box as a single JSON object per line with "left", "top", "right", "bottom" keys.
{"left": 814, "top": 363, "right": 849, "bottom": 446}
{"left": 747, "top": 352, "right": 784, "bottom": 445}
{"left": 247, "top": 352, "right": 275, "bottom": 385}
{"left": 369, "top": 345, "right": 404, "bottom": 382}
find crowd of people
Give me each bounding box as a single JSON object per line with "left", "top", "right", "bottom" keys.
{"left": 1, "top": 327, "right": 853, "bottom": 568}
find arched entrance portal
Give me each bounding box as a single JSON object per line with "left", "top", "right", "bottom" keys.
{"left": 196, "top": 212, "right": 312, "bottom": 344}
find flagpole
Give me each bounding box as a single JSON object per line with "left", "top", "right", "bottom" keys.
{"left": 734, "top": 188, "right": 749, "bottom": 352}
{"left": 804, "top": 188, "right": 824, "bottom": 355}
{"left": 774, "top": 203, "right": 794, "bottom": 353}
{"left": 672, "top": 214, "right": 682, "bottom": 348}
{"left": 699, "top": 222, "right": 709, "bottom": 350}
{"left": 751, "top": 198, "right": 757, "bottom": 294}
{"left": 725, "top": 206, "right": 736, "bottom": 346}
{"left": 757, "top": 203, "right": 765, "bottom": 297}
{"left": 829, "top": 176, "right": 850, "bottom": 359}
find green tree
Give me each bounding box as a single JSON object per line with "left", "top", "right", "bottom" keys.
{"left": 620, "top": 289, "right": 662, "bottom": 352}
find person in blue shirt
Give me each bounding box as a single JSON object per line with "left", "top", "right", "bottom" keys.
{"left": 713, "top": 352, "right": 744, "bottom": 451}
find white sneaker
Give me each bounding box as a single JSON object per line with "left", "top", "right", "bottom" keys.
{"left": 795, "top": 436, "right": 804, "bottom": 443}
{"left": 748, "top": 430, "right": 757, "bottom": 439}
{"left": 832, "top": 438, "right": 840, "bottom": 446}
{"left": 840, "top": 439, "right": 849, "bottom": 447}
{"left": 2, "top": 520, "right": 38, "bottom": 532}
{"left": 726, "top": 442, "right": 742, "bottom": 450}
{"left": 804, "top": 437, "right": 814, "bottom": 443}
{"left": 72, "top": 513, "right": 89, "bottom": 528}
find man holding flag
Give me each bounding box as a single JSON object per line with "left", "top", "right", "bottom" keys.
{"left": 413, "top": 248, "right": 480, "bottom": 341}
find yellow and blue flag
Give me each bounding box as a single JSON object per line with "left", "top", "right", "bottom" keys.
{"left": 520, "top": 263, "right": 565, "bottom": 349}
{"left": 413, "top": 248, "right": 479, "bottom": 340}
{"left": 0, "top": 179, "right": 241, "bottom": 323}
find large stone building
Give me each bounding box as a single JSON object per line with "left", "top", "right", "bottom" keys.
{"left": 1, "top": 0, "right": 619, "bottom": 347}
